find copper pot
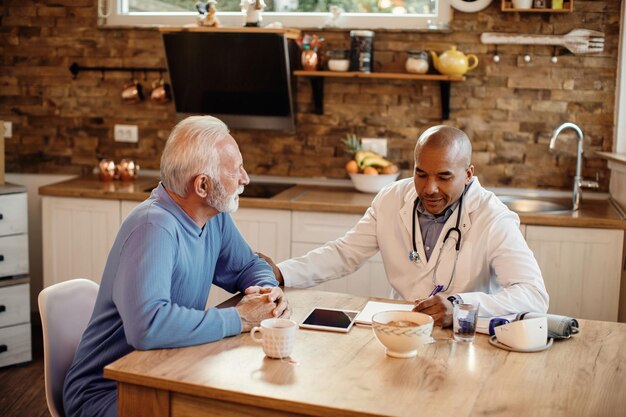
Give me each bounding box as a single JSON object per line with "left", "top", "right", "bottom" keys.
{"left": 98, "top": 159, "right": 116, "bottom": 182}
{"left": 117, "top": 159, "right": 140, "bottom": 182}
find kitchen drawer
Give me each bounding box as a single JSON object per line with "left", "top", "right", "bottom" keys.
{"left": 0, "top": 193, "right": 28, "bottom": 236}
{"left": 292, "top": 211, "right": 361, "bottom": 243}
{"left": 0, "top": 323, "right": 32, "bottom": 367}
{"left": 0, "top": 234, "right": 29, "bottom": 278}
{"left": 0, "top": 283, "right": 30, "bottom": 328}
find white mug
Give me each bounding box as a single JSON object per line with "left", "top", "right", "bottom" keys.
{"left": 251, "top": 318, "right": 297, "bottom": 359}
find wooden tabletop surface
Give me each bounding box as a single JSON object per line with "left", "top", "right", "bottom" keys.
{"left": 104, "top": 289, "right": 626, "bottom": 417}
{"left": 38, "top": 175, "right": 626, "bottom": 228}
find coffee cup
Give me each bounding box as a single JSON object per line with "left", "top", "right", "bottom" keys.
{"left": 251, "top": 318, "right": 297, "bottom": 359}
{"left": 121, "top": 80, "right": 144, "bottom": 103}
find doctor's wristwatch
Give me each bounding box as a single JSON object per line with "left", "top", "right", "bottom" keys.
{"left": 447, "top": 295, "right": 461, "bottom": 306}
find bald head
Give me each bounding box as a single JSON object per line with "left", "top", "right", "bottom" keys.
{"left": 412, "top": 126, "right": 474, "bottom": 215}
{"left": 414, "top": 125, "right": 472, "bottom": 168}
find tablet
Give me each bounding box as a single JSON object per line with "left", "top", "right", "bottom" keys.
{"left": 299, "top": 307, "right": 360, "bottom": 333}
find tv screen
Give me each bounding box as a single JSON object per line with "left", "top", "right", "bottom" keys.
{"left": 162, "top": 31, "right": 296, "bottom": 131}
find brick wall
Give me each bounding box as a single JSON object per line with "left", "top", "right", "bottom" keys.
{"left": 0, "top": 1, "right": 621, "bottom": 190}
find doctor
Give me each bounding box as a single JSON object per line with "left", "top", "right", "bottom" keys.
{"left": 264, "top": 125, "right": 548, "bottom": 327}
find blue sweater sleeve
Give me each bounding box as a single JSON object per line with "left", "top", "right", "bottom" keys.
{"left": 213, "top": 213, "right": 279, "bottom": 293}
{"left": 111, "top": 223, "right": 242, "bottom": 350}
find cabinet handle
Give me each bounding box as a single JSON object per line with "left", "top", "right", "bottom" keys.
{"left": 0, "top": 305, "right": 5, "bottom": 313}
{"left": 0, "top": 345, "right": 7, "bottom": 354}
{"left": 0, "top": 213, "right": 3, "bottom": 219}
{"left": 0, "top": 255, "right": 3, "bottom": 262}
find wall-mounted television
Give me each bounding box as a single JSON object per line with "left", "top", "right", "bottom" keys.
{"left": 162, "top": 31, "right": 297, "bottom": 131}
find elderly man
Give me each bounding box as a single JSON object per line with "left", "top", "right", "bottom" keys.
{"left": 63, "top": 116, "right": 288, "bottom": 417}
{"left": 264, "top": 125, "right": 548, "bottom": 327}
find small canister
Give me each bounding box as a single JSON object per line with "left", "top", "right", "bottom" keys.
{"left": 349, "top": 30, "right": 375, "bottom": 73}
{"left": 405, "top": 50, "right": 429, "bottom": 74}
{"left": 327, "top": 49, "right": 350, "bottom": 72}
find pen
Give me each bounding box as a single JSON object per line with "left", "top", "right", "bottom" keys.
{"left": 429, "top": 284, "right": 444, "bottom": 297}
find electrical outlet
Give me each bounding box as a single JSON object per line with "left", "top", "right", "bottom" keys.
{"left": 114, "top": 124, "right": 138, "bottom": 143}
{"left": 361, "top": 138, "right": 388, "bottom": 157}
{"left": 3, "top": 121, "right": 12, "bottom": 138}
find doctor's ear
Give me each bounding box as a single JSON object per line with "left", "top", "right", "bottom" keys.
{"left": 465, "top": 165, "right": 475, "bottom": 183}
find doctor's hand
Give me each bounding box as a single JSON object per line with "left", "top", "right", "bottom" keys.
{"left": 245, "top": 286, "right": 291, "bottom": 319}
{"left": 256, "top": 252, "right": 284, "bottom": 285}
{"left": 235, "top": 292, "right": 277, "bottom": 332}
{"left": 413, "top": 295, "right": 453, "bottom": 328}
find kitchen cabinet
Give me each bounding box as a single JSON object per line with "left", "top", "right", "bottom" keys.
{"left": 42, "top": 196, "right": 119, "bottom": 287}
{"left": 525, "top": 225, "right": 623, "bottom": 321}
{"left": 0, "top": 185, "right": 31, "bottom": 367}
{"left": 290, "top": 211, "right": 392, "bottom": 298}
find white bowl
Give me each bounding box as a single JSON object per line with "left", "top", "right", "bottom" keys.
{"left": 372, "top": 311, "right": 434, "bottom": 358}
{"left": 349, "top": 173, "right": 400, "bottom": 193}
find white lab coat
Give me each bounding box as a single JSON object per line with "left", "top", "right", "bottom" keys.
{"left": 279, "top": 177, "right": 549, "bottom": 317}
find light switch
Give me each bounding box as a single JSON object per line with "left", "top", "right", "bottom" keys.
{"left": 3, "top": 121, "right": 12, "bottom": 138}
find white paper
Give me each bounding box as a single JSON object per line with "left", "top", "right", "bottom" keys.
{"left": 354, "top": 301, "right": 414, "bottom": 325}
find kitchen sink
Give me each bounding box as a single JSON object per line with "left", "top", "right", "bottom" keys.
{"left": 497, "top": 196, "right": 572, "bottom": 213}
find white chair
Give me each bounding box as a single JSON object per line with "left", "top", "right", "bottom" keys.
{"left": 38, "top": 279, "right": 99, "bottom": 417}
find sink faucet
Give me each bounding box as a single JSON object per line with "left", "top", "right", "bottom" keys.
{"left": 549, "top": 122, "right": 599, "bottom": 211}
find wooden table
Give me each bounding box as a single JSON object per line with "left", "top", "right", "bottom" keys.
{"left": 104, "top": 289, "right": 626, "bottom": 417}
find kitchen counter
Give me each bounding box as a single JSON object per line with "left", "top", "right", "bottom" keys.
{"left": 38, "top": 175, "right": 626, "bottom": 229}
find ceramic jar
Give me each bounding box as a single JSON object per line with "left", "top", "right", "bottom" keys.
{"left": 405, "top": 51, "right": 429, "bottom": 74}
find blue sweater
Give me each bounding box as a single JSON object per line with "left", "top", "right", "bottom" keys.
{"left": 63, "top": 184, "right": 278, "bottom": 417}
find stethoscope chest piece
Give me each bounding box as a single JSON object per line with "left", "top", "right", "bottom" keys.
{"left": 409, "top": 251, "right": 421, "bottom": 263}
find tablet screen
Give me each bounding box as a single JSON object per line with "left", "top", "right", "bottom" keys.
{"left": 300, "top": 308, "right": 359, "bottom": 333}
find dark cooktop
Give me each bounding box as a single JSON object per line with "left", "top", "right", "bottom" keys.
{"left": 240, "top": 182, "right": 295, "bottom": 199}
{"left": 144, "top": 182, "right": 295, "bottom": 199}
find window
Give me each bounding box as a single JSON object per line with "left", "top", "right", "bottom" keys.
{"left": 99, "top": 0, "right": 451, "bottom": 30}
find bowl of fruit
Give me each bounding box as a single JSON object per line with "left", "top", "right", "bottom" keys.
{"left": 344, "top": 135, "right": 400, "bottom": 193}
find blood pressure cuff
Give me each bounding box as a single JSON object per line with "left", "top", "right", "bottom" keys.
{"left": 517, "top": 312, "right": 579, "bottom": 339}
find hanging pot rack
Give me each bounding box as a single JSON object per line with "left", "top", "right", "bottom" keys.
{"left": 69, "top": 62, "right": 167, "bottom": 80}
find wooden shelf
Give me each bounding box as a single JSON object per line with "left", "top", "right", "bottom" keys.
{"left": 501, "top": 0, "right": 573, "bottom": 12}
{"left": 293, "top": 71, "right": 465, "bottom": 120}
{"left": 293, "top": 70, "right": 465, "bottom": 81}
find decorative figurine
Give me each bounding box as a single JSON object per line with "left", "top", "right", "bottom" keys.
{"left": 326, "top": 5, "right": 344, "bottom": 28}
{"left": 195, "top": 0, "right": 221, "bottom": 27}
{"left": 240, "top": 0, "right": 266, "bottom": 27}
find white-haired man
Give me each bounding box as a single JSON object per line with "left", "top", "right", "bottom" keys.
{"left": 63, "top": 116, "right": 288, "bottom": 417}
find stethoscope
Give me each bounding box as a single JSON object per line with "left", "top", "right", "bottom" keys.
{"left": 409, "top": 191, "right": 464, "bottom": 294}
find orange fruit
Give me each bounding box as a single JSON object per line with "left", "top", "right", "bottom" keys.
{"left": 345, "top": 159, "right": 359, "bottom": 174}
{"left": 363, "top": 166, "right": 379, "bottom": 175}
{"left": 381, "top": 164, "right": 399, "bottom": 175}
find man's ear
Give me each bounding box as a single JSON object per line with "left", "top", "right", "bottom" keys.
{"left": 465, "top": 165, "right": 475, "bottom": 184}
{"left": 193, "top": 174, "right": 211, "bottom": 198}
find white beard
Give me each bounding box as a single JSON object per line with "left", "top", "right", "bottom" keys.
{"left": 207, "top": 181, "right": 244, "bottom": 213}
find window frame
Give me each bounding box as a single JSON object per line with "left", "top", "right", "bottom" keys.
{"left": 100, "top": 0, "right": 452, "bottom": 30}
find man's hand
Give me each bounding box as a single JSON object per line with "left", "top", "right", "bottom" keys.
{"left": 235, "top": 292, "right": 278, "bottom": 332}
{"left": 413, "top": 294, "right": 453, "bottom": 328}
{"left": 244, "top": 286, "right": 291, "bottom": 319}
{"left": 256, "top": 252, "right": 284, "bottom": 285}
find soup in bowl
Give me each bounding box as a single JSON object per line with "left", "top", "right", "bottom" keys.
{"left": 372, "top": 311, "right": 434, "bottom": 358}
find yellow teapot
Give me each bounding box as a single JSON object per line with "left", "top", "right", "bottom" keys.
{"left": 430, "top": 46, "right": 478, "bottom": 76}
